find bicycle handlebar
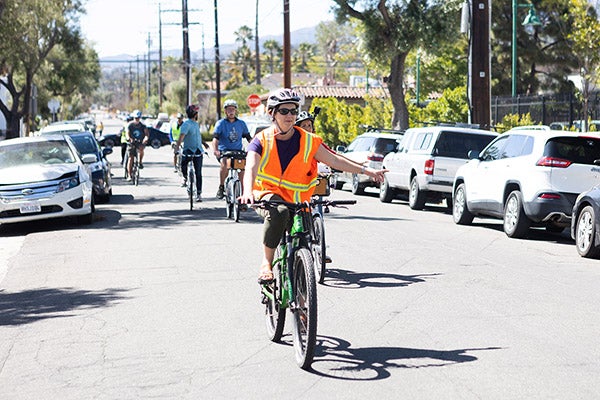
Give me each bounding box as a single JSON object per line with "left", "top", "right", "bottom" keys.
{"left": 221, "top": 150, "right": 247, "bottom": 159}
{"left": 252, "top": 198, "right": 356, "bottom": 210}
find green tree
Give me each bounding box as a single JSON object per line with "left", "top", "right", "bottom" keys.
{"left": 293, "top": 43, "right": 316, "bottom": 72}
{"left": 0, "top": 0, "right": 90, "bottom": 137}
{"left": 564, "top": 0, "right": 600, "bottom": 131}
{"left": 315, "top": 21, "right": 360, "bottom": 84}
{"left": 262, "top": 39, "right": 282, "bottom": 74}
{"left": 332, "top": 0, "right": 463, "bottom": 131}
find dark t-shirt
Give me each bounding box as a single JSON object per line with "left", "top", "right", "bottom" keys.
{"left": 247, "top": 129, "right": 301, "bottom": 173}
{"left": 128, "top": 122, "right": 147, "bottom": 141}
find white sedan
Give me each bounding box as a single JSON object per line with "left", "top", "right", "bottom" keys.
{"left": 0, "top": 135, "right": 95, "bottom": 226}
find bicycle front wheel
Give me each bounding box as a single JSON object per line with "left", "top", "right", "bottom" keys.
{"left": 132, "top": 160, "right": 139, "bottom": 186}
{"left": 233, "top": 179, "right": 241, "bottom": 222}
{"left": 265, "top": 247, "right": 286, "bottom": 341}
{"left": 312, "top": 214, "right": 327, "bottom": 284}
{"left": 291, "top": 247, "right": 317, "bottom": 370}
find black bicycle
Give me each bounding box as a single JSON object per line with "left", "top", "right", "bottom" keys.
{"left": 127, "top": 140, "right": 142, "bottom": 186}
{"left": 256, "top": 197, "right": 355, "bottom": 370}
{"left": 221, "top": 150, "right": 246, "bottom": 222}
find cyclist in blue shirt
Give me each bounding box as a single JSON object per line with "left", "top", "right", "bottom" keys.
{"left": 175, "top": 104, "right": 208, "bottom": 202}
{"left": 212, "top": 99, "right": 252, "bottom": 199}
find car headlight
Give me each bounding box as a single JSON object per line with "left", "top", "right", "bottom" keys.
{"left": 56, "top": 176, "right": 80, "bottom": 192}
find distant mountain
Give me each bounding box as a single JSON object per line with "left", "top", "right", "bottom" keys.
{"left": 99, "top": 25, "right": 318, "bottom": 69}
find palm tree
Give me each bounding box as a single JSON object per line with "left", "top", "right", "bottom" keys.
{"left": 234, "top": 25, "right": 254, "bottom": 48}
{"left": 263, "top": 39, "right": 282, "bottom": 74}
{"left": 293, "top": 42, "right": 316, "bottom": 72}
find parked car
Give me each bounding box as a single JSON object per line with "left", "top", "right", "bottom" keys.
{"left": 380, "top": 125, "right": 497, "bottom": 209}
{"left": 0, "top": 135, "right": 95, "bottom": 225}
{"left": 333, "top": 129, "right": 404, "bottom": 195}
{"left": 242, "top": 116, "right": 271, "bottom": 138}
{"left": 39, "top": 122, "right": 87, "bottom": 135}
{"left": 452, "top": 129, "right": 600, "bottom": 238}
{"left": 571, "top": 185, "right": 600, "bottom": 258}
{"left": 59, "top": 131, "right": 113, "bottom": 203}
{"left": 97, "top": 132, "right": 122, "bottom": 148}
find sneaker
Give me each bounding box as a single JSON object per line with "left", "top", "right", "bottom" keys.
{"left": 216, "top": 185, "right": 224, "bottom": 199}
{"left": 195, "top": 194, "right": 202, "bottom": 202}
{"left": 181, "top": 180, "right": 187, "bottom": 187}
{"left": 139, "top": 163, "right": 144, "bottom": 169}
{"left": 126, "top": 176, "right": 132, "bottom": 182}
{"left": 174, "top": 168, "right": 178, "bottom": 173}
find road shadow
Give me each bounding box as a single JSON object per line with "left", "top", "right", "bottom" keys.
{"left": 469, "top": 221, "right": 574, "bottom": 246}
{"left": 323, "top": 268, "right": 440, "bottom": 289}
{"left": 309, "top": 335, "right": 501, "bottom": 379}
{"left": 0, "top": 287, "right": 131, "bottom": 326}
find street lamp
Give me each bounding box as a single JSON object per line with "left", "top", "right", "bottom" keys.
{"left": 512, "top": 1, "right": 542, "bottom": 97}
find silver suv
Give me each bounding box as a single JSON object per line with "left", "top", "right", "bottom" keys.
{"left": 333, "top": 129, "right": 403, "bottom": 195}
{"left": 453, "top": 129, "right": 600, "bottom": 238}
{"left": 380, "top": 126, "right": 496, "bottom": 209}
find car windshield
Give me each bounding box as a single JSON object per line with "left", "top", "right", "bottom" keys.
{"left": 0, "top": 141, "right": 76, "bottom": 168}
{"left": 69, "top": 135, "right": 98, "bottom": 155}
{"left": 544, "top": 136, "right": 600, "bottom": 165}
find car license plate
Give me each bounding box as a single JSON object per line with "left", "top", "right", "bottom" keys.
{"left": 20, "top": 202, "right": 41, "bottom": 214}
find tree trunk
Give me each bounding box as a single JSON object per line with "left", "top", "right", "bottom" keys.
{"left": 388, "top": 53, "right": 409, "bottom": 131}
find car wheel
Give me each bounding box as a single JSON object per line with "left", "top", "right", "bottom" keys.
{"left": 575, "top": 205, "right": 600, "bottom": 258}
{"left": 150, "top": 139, "right": 161, "bottom": 149}
{"left": 408, "top": 176, "right": 426, "bottom": 210}
{"left": 503, "top": 190, "right": 530, "bottom": 238}
{"left": 379, "top": 175, "right": 395, "bottom": 203}
{"left": 453, "top": 183, "right": 474, "bottom": 225}
{"left": 351, "top": 174, "right": 365, "bottom": 195}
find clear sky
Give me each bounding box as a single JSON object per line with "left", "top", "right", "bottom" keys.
{"left": 80, "top": 0, "right": 335, "bottom": 58}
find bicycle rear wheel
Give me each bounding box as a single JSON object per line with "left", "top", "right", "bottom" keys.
{"left": 291, "top": 247, "right": 317, "bottom": 370}
{"left": 265, "top": 247, "right": 286, "bottom": 342}
{"left": 188, "top": 165, "right": 195, "bottom": 210}
{"left": 233, "top": 179, "right": 241, "bottom": 222}
{"left": 312, "top": 214, "right": 327, "bottom": 284}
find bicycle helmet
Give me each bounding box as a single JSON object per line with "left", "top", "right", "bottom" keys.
{"left": 176, "top": 112, "right": 184, "bottom": 119}
{"left": 131, "top": 110, "right": 142, "bottom": 118}
{"left": 267, "top": 88, "right": 301, "bottom": 110}
{"left": 186, "top": 104, "right": 199, "bottom": 118}
{"left": 223, "top": 99, "right": 238, "bottom": 109}
{"left": 295, "top": 111, "right": 314, "bottom": 125}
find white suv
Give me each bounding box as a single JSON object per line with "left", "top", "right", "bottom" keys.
{"left": 333, "top": 129, "right": 403, "bottom": 194}
{"left": 380, "top": 126, "right": 497, "bottom": 209}
{"left": 452, "top": 129, "right": 600, "bottom": 238}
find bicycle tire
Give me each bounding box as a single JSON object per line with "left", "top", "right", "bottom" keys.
{"left": 188, "top": 165, "right": 195, "bottom": 211}
{"left": 132, "top": 158, "right": 139, "bottom": 186}
{"left": 123, "top": 152, "right": 129, "bottom": 179}
{"left": 291, "top": 247, "right": 317, "bottom": 370}
{"left": 312, "top": 214, "right": 327, "bottom": 284}
{"left": 224, "top": 178, "right": 232, "bottom": 219}
{"left": 233, "top": 179, "right": 241, "bottom": 222}
{"left": 265, "top": 246, "right": 286, "bottom": 342}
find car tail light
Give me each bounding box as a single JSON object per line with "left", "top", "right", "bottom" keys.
{"left": 424, "top": 159, "right": 435, "bottom": 175}
{"left": 538, "top": 193, "right": 561, "bottom": 200}
{"left": 536, "top": 156, "right": 571, "bottom": 168}
{"left": 367, "top": 153, "right": 384, "bottom": 162}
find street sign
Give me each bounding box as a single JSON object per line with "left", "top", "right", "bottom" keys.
{"left": 247, "top": 94, "right": 261, "bottom": 109}
{"left": 47, "top": 98, "right": 60, "bottom": 113}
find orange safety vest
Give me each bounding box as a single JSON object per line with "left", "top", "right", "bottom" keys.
{"left": 253, "top": 126, "right": 323, "bottom": 202}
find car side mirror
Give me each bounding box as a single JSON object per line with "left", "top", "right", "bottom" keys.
{"left": 336, "top": 145, "right": 346, "bottom": 153}
{"left": 81, "top": 153, "right": 98, "bottom": 164}
{"left": 467, "top": 150, "right": 480, "bottom": 160}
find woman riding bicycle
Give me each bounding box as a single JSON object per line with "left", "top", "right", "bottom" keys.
{"left": 239, "top": 88, "right": 386, "bottom": 283}
{"left": 175, "top": 104, "right": 208, "bottom": 202}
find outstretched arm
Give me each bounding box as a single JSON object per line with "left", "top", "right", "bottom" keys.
{"left": 314, "top": 144, "right": 386, "bottom": 183}
{"left": 240, "top": 150, "right": 261, "bottom": 204}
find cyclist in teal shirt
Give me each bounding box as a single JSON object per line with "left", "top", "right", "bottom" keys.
{"left": 176, "top": 104, "right": 208, "bottom": 202}
{"left": 212, "top": 99, "right": 252, "bottom": 199}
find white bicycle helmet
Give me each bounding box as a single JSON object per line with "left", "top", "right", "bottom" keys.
{"left": 267, "top": 88, "right": 301, "bottom": 110}
{"left": 223, "top": 99, "right": 238, "bottom": 109}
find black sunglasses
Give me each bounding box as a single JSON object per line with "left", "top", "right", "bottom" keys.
{"left": 277, "top": 108, "right": 299, "bottom": 116}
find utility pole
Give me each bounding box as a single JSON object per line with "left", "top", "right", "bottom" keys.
{"left": 469, "top": 0, "right": 491, "bottom": 129}
{"left": 283, "top": 0, "right": 291, "bottom": 88}
{"left": 214, "top": 0, "right": 222, "bottom": 120}
{"left": 158, "top": 4, "right": 163, "bottom": 109}
{"left": 255, "top": 0, "right": 261, "bottom": 85}
{"left": 146, "top": 32, "right": 152, "bottom": 106}
{"left": 182, "top": 0, "right": 191, "bottom": 105}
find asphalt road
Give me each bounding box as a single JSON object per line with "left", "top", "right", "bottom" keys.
{"left": 1, "top": 126, "right": 600, "bottom": 399}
